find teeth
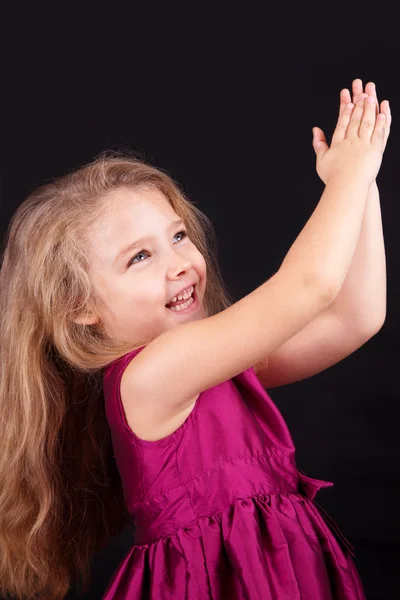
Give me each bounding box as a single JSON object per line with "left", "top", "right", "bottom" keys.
{"left": 169, "top": 295, "right": 194, "bottom": 312}
{"left": 169, "top": 285, "right": 194, "bottom": 304}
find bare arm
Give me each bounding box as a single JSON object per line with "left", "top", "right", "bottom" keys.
{"left": 129, "top": 173, "right": 370, "bottom": 405}
{"left": 127, "top": 93, "right": 387, "bottom": 425}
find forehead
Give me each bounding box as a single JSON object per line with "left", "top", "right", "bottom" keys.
{"left": 100, "top": 185, "right": 178, "bottom": 234}
{"left": 106, "top": 185, "right": 174, "bottom": 219}
{"left": 89, "top": 186, "right": 178, "bottom": 259}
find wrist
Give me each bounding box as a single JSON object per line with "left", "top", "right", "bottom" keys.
{"left": 326, "top": 172, "right": 372, "bottom": 192}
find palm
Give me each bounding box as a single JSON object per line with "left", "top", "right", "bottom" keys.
{"left": 314, "top": 79, "right": 391, "bottom": 185}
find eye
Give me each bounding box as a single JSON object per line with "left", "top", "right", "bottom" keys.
{"left": 127, "top": 230, "right": 188, "bottom": 267}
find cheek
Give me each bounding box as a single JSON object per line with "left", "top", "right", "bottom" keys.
{"left": 197, "top": 253, "right": 207, "bottom": 279}
{"left": 134, "top": 287, "right": 164, "bottom": 309}
{"left": 192, "top": 252, "right": 207, "bottom": 298}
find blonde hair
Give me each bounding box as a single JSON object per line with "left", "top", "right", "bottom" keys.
{"left": 0, "top": 151, "right": 233, "bottom": 599}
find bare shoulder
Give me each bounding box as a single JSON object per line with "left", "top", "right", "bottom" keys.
{"left": 120, "top": 360, "right": 200, "bottom": 442}
{"left": 119, "top": 271, "right": 330, "bottom": 439}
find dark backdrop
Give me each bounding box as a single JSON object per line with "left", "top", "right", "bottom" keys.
{"left": 2, "top": 5, "right": 400, "bottom": 599}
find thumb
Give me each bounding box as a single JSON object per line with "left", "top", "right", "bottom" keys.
{"left": 312, "top": 127, "right": 328, "bottom": 156}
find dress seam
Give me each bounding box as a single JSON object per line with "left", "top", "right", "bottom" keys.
{"left": 130, "top": 489, "right": 307, "bottom": 549}
{"left": 130, "top": 449, "right": 294, "bottom": 507}
{"left": 173, "top": 434, "right": 198, "bottom": 524}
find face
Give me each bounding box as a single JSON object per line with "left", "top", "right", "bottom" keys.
{"left": 83, "top": 185, "right": 207, "bottom": 345}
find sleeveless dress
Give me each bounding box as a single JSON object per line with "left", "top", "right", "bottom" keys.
{"left": 102, "top": 345, "right": 366, "bottom": 599}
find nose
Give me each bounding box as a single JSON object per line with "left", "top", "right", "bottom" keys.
{"left": 167, "top": 255, "right": 193, "bottom": 280}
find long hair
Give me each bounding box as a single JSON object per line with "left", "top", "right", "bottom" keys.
{"left": 0, "top": 151, "right": 233, "bottom": 599}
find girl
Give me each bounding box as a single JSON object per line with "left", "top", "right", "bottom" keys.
{"left": 0, "top": 79, "right": 391, "bottom": 600}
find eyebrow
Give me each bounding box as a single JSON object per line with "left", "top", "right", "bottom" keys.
{"left": 113, "top": 219, "right": 185, "bottom": 265}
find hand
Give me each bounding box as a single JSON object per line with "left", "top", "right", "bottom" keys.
{"left": 312, "top": 79, "right": 392, "bottom": 186}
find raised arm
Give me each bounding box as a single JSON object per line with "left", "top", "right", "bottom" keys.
{"left": 125, "top": 93, "right": 388, "bottom": 439}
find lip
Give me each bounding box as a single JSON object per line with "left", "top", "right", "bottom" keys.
{"left": 166, "top": 282, "right": 196, "bottom": 305}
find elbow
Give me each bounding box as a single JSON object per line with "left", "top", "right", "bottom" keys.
{"left": 321, "top": 279, "right": 342, "bottom": 307}
{"left": 366, "top": 310, "right": 386, "bottom": 336}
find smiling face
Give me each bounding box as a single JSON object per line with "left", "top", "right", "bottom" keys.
{"left": 80, "top": 185, "right": 207, "bottom": 345}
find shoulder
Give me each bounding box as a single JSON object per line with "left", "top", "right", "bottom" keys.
{"left": 120, "top": 348, "right": 200, "bottom": 442}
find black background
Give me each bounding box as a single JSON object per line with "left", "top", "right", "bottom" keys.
{"left": 2, "top": 4, "right": 400, "bottom": 599}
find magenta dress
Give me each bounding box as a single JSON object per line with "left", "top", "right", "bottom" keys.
{"left": 102, "top": 345, "right": 366, "bottom": 599}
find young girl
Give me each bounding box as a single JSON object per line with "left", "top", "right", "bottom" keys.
{"left": 0, "top": 79, "right": 390, "bottom": 600}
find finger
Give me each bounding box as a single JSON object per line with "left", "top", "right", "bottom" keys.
{"left": 339, "top": 88, "right": 352, "bottom": 118}
{"left": 364, "top": 82, "right": 392, "bottom": 149}
{"left": 371, "top": 108, "right": 387, "bottom": 149}
{"left": 380, "top": 99, "right": 392, "bottom": 150}
{"left": 377, "top": 92, "right": 392, "bottom": 149}
{"left": 331, "top": 101, "right": 355, "bottom": 146}
{"left": 359, "top": 94, "right": 378, "bottom": 140}
{"left": 347, "top": 94, "right": 368, "bottom": 139}
{"left": 312, "top": 126, "right": 328, "bottom": 155}
{"left": 365, "top": 81, "right": 379, "bottom": 118}
{"left": 352, "top": 78, "right": 364, "bottom": 106}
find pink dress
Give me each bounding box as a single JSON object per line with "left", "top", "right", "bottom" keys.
{"left": 102, "top": 345, "right": 366, "bottom": 599}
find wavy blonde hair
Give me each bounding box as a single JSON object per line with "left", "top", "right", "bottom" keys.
{"left": 0, "top": 151, "right": 233, "bottom": 600}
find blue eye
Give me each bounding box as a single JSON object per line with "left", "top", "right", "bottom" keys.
{"left": 128, "top": 230, "right": 188, "bottom": 267}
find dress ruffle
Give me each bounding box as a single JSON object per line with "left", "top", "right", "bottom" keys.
{"left": 103, "top": 487, "right": 364, "bottom": 600}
